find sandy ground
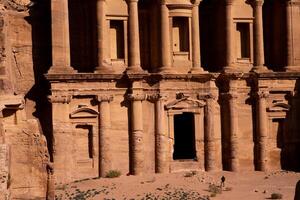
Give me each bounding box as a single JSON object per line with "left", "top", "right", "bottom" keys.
{"left": 55, "top": 171, "right": 300, "bottom": 200}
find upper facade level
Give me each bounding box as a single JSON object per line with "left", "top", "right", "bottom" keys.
{"left": 47, "top": 0, "right": 300, "bottom": 75}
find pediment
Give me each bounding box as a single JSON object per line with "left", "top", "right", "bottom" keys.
{"left": 70, "top": 107, "right": 99, "bottom": 119}
{"left": 267, "top": 103, "right": 290, "bottom": 112}
{"left": 165, "top": 97, "right": 206, "bottom": 110}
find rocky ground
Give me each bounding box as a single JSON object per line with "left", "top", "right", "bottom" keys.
{"left": 55, "top": 171, "right": 300, "bottom": 200}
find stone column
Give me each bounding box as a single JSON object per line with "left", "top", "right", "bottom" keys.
{"left": 126, "top": 0, "right": 144, "bottom": 73}
{"left": 159, "top": 1, "right": 173, "bottom": 73}
{"left": 128, "top": 93, "right": 145, "bottom": 175}
{"left": 97, "top": 95, "right": 113, "bottom": 177}
{"left": 224, "top": 0, "right": 234, "bottom": 71}
{"left": 49, "top": 95, "right": 73, "bottom": 184}
{"left": 149, "top": 94, "right": 169, "bottom": 173}
{"left": 284, "top": 0, "right": 299, "bottom": 71}
{"left": 226, "top": 92, "right": 239, "bottom": 171}
{"left": 204, "top": 94, "right": 218, "bottom": 171}
{"left": 251, "top": 0, "right": 269, "bottom": 72}
{"left": 95, "top": 0, "right": 113, "bottom": 73}
{"left": 190, "top": 0, "right": 205, "bottom": 73}
{"left": 48, "top": 0, "right": 76, "bottom": 74}
{"left": 255, "top": 91, "right": 269, "bottom": 171}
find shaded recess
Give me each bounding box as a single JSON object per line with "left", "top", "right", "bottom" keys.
{"left": 173, "top": 112, "right": 196, "bottom": 160}
{"left": 263, "top": 0, "right": 286, "bottom": 71}
{"left": 69, "top": 0, "right": 97, "bottom": 72}
{"left": 25, "top": 0, "right": 53, "bottom": 160}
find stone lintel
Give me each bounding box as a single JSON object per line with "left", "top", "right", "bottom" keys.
{"left": 45, "top": 73, "right": 123, "bottom": 82}
{"left": 48, "top": 95, "right": 72, "bottom": 104}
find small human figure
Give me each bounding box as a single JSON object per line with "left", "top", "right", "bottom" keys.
{"left": 221, "top": 176, "right": 226, "bottom": 187}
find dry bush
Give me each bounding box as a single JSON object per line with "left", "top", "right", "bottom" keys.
{"left": 105, "top": 170, "right": 121, "bottom": 178}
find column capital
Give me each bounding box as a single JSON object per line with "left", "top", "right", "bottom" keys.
{"left": 225, "top": 0, "right": 235, "bottom": 5}
{"left": 127, "top": 0, "right": 139, "bottom": 2}
{"left": 48, "top": 95, "right": 72, "bottom": 104}
{"left": 127, "top": 93, "right": 147, "bottom": 101}
{"left": 191, "top": 0, "right": 202, "bottom": 6}
{"left": 96, "top": 95, "right": 113, "bottom": 103}
{"left": 248, "top": 0, "right": 264, "bottom": 6}
{"left": 255, "top": 91, "right": 269, "bottom": 99}
{"left": 147, "top": 94, "right": 168, "bottom": 102}
{"left": 198, "top": 93, "right": 217, "bottom": 101}
{"left": 160, "top": 0, "right": 168, "bottom": 5}
{"left": 285, "top": 0, "right": 300, "bottom": 6}
{"left": 221, "top": 92, "right": 238, "bottom": 100}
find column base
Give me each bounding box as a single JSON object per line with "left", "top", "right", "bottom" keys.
{"left": 158, "top": 66, "right": 176, "bottom": 74}
{"left": 250, "top": 65, "right": 271, "bottom": 73}
{"left": 285, "top": 65, "right": 300, "bottom": 72}
{"left": 126, "top": 66, "right": 147, "bottom": 74}
{"left": 94, "top": 63, "right": 114, "bottom": 74}
{"left": 189, "top": 68, "right": 208, "bottom": 74}
{"left": 222, "top": 65, "right": 239, "bottom": 73}
{"left": 229, "top": 158, "right": 239, "bottom": 172}
{"left": 47, "top": 66, "right": 77, "bottom": 74}
{"left": 256, "top": 162, "right": 267, "bottom": 172}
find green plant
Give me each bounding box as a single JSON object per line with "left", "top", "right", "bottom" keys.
{"left": 105, "top": 170, "right": 121, "bottom": 178}
{"left": 270, "top": 193, "right": 283, "bottom": 199}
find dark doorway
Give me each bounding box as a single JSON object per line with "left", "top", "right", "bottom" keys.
{"left": 173, "top": 113, "right": 196, "bottom": 160}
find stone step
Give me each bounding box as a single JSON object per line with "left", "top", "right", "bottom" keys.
{"left": 170, "top": 160, "right": 203, "bottom": 172}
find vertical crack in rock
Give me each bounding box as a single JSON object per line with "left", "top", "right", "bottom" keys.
{"left": 12, "top": 49, "right": 22, "bottom": 77}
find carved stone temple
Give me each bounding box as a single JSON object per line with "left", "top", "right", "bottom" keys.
{"left": 0, "top": 0, "right": 300, "bottom": 198}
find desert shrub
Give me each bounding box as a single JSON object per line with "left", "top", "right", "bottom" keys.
{"left": 270, "top": 193, "right": 283, "bottom": 199}
{"left": 208, "top": 184, "right": 222, "bottom": 194}
{"left": 208, "top": 184, "right": 222, "bottom": 197}
{"left": 105, "top": 170, "right": 121, "bottom": 178}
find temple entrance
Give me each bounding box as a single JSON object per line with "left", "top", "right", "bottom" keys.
{"left": 173, "top": 112, "right": 196, "bottom": 160}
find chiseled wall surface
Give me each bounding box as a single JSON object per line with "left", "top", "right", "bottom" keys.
{"left": 0, "top": 1, "right": 50, "bottom": 199}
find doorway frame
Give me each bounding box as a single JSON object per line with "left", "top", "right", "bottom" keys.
{"left": 165, "top": 94, "right": 206, "bottom": 171}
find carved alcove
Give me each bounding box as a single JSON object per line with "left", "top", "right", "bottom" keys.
{"left": 266, "top": 100, "right": 290, "bottom": 170}
{"left": 69, "top": 102, "right": 99, "bottom": 180}
{"left": 168, "top": 3, "right": 193, "bottom": 72}
{"left": 165, "top": 93, "right": 206, "bottom": 171}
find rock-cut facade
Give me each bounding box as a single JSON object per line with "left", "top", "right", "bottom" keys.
{"left": 0, "top": 0, "right": 300, "bottom": 198}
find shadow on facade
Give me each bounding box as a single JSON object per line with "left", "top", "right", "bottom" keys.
{"left": 69, "top": 0, "right": 97, "bottom": 72}
{"left": 25, "top": 0, "right": 53, "bottom": 161}
{"left": 263, "top": 0, "right": 286, "bottom": 71}
{"left": 200, "top": 0, "right": 226, "bottom": 72}
{"left": 282, "top": 79, "right": 300, "bottom": 171}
